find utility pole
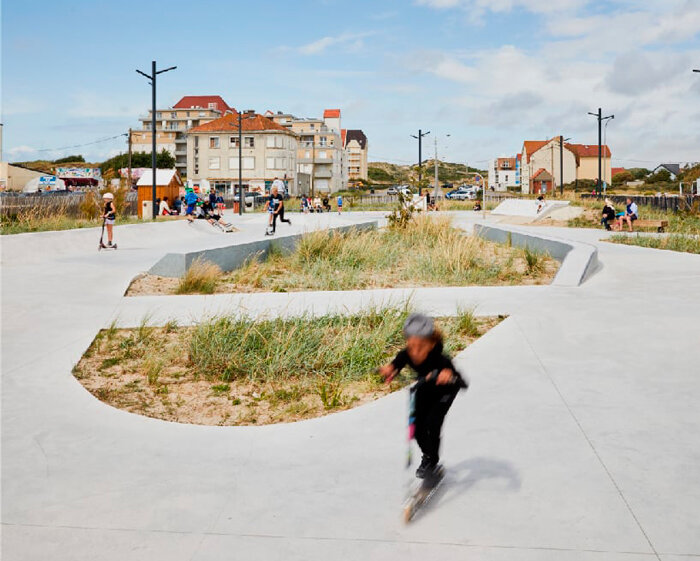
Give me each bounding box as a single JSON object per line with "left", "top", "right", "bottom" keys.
{"left": 127, "top": 128, "right": 133, "bottom": 189}
{"left": 559, "top": 136, "right": 563, "bottom": 197}
{"left": 587, "top": 107, "right": 613, "bottom": 198}
{"left": 311, "top": 134, "right": 315, "bottom": 199}
{"left": 410, "top": 130, "right": 430, "bottom": 195}
{"left": 238, "top": 111, "right": 243, "bottom": 215}
{"left": 136, "top": 60, "right": 176, "bottom": 218}
{"left": 434, "top": 136, "right": 439, "bottom": 201}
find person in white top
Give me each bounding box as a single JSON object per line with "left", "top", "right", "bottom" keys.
{"left": 271, "top": 177, "right": 286, "bottom": 196}
{"left": 159, "top": 196, "right": 172, "bottom": 216}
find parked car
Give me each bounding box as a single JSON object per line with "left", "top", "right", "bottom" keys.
{"left": 386, "top": 186, "right": 398, "bottom": 195}
{"left": 445, "top": 188, "right": 470, "bottom": 200}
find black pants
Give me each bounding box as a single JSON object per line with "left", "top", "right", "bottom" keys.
{"left": 414, "top": 384, "right": 458, "bottom": 465}
{"left": 271, "top": 207, "right": 291, "bottom": 231}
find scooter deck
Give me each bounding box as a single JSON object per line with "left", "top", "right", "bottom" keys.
{"left": 403, "top": 466, "right": 444, "bottom": 523}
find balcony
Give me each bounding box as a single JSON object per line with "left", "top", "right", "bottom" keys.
{"left": 314, "top": 167, "right": 332, "bottom": 178}
{"left": 298, "top": 157, "right": 333, "bottom": 164}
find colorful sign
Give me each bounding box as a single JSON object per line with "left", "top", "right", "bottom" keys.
{"left": 55, "top": 167, "right": 102, "bottom": 179}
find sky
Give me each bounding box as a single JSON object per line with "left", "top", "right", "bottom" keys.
{"left": 2, "top": 0, "right": 700, "bottom": 169}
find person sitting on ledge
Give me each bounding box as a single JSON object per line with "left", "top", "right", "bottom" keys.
{"left": 601, "top": 198, "right": 616, "bottom": 231}
{"left": 616, "top": 197, "right": 638, "bottom": 232}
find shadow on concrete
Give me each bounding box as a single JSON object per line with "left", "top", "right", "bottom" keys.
{"left": 408, "top": 456, "right": 521, "bottom": 522}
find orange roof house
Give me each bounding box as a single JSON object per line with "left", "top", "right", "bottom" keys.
{"left": 323, "top": 109, "right": 341, "bottom": 118}
{"left": 188, "top": 111, "right": 294, "bottom": 134}
{"left": 174, "top": 95, "right": 233, "bottom": 114}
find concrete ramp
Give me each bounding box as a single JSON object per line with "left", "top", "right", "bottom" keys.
{"left": 491, "top": 198, "right": 570, "bottom": 221}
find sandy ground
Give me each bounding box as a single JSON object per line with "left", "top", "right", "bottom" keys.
{"left": 73, "top": 318, "right": 501, "bottom": 426}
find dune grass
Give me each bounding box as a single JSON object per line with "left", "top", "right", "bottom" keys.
{"left": 608, "top": 233, "right": 700, "bottom": 255}
{"left": 219, "top": 215, "right": 555, "bottom": 292}
{"left": 74, "top": 307, "right": 503, "bottom": 425}
{"left": 176, "top": 258, "right": 222, "bottom": 294}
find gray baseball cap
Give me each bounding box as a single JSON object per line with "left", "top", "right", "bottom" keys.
{"left": 403, "top": 313, "right": 434, "bottom": 338}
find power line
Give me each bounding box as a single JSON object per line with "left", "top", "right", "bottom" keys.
{"left": 36, "top": 133, "right": 128, "bottom": 153}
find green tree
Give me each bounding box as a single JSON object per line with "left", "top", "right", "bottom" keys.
{"left": 612, "top": 171, "right": 633, "bottom": 185}
{"left": 53, "top": 155, "right": 85, "bottom": 164}
{"left": 100, "top": 149, "right": 175, "bottom": 174}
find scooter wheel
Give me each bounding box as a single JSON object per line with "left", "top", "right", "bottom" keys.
{"left": 113, "top": 244, "right": 117, "bottom": 249}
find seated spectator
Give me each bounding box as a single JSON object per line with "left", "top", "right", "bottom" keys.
{"left": 601, "top": 198, "right": 615, "bottom": 231}
{"left": 313, "top": 197, "right": 322, "bottom": 212}
{"left": 616, "top": 197, "right": 638, "bottom": 232}
{"left": 159, "top": 196, "right": 173, "bottom": 216}
{"left": 473, "top": 200, "right": 482, "bottom": 212}
{"left": 172, "top": 196, "right": 183, "bottom": 215}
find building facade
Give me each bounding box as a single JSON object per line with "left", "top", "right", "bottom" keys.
{"left": 186, "top": 111, "right": 297, "bottom": 195}
{"left": 573, "top": 144, "right": 612, "bottom": 184}
{"left": 269, "top": 109, "right": 347, "bottom": 194}
{"left": 488, "top": 156, "right": 520, "bottom": 191}
{"left": 131, "top": 95, "right": 233, "bottom": 178}
{"left": 343, "top": 129, "right": 368, "bottom": 182}
{"left": 520, "top": 139, "right": 579, "bottom": 194}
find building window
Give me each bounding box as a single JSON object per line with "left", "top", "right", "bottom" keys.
{"left": 209, "top": 157, "right": 220, "bottom": 170}
{"left": 305, "top": 151, "right": 310, "bottom": 159}
{"left": 319, "top": 151, "right": 327, "bottom": 159}
{"left": 267, "top": 136, "right": 275, "bottom": 148}
{"left": 230, "top": 157, "right": 255, "bottom": 169}
{"left": 319, "top": 136, "right": 327, "bottom": 147}
{"left": 267, "top": 157, "right": 275, "bottom": 170}
{"left": 209, "top": 137, "right": 220, "bottom": 149}
{"left": 230, "top": 136, "right": 239, "bottom": 148}
{"left": 244, "top": 136, "right": 255, "bottom": 148}
{"left": 199, "top": 111, "right": 206, "bottom": 117}
{"left": 171, "top": 112, "right": 176, "bottom": 119}
{"left": 156, "top": 112, "right": 162, "bottom": 119}
{"left": 208, "top": 102, "right": 216, "bottom": 109}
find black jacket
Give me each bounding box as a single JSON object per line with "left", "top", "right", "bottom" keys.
{"left": 391, "top": 342, "right": 468, "bottom": 389}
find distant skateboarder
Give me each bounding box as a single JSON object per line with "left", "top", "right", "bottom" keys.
{"left": 264, "top": 185, "right": 290, "bottom": 235}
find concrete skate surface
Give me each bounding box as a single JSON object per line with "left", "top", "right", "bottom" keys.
{"left": 2, "top": 211, "right": 700, "bottom": 561}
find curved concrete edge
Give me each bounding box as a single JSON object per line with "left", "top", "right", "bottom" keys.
{"left": 474, "top": 223, "right": 599, "bottom": 287}
{"left": 149, "top": 220, "right": 378, "bottom": 277}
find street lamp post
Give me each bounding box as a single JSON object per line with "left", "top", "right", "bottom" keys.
{"left": 410, "top": 130, "right": 430, "bottom": 195}
{"left": 587, "top": 108, "right": 614, "bottom": 198}
{"left": 136, "top": 60, "right": 176, "bottom": 219}
{"left": 238, "top": 111, "right": 243, "bottom": 216}
{"left": 559, "top": 135, "right": 571, "bottom": 197}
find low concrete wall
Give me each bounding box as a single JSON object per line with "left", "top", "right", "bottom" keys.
{"left": 474, "top": 223, "right": 599, "bottom": 287}
{"left": 149, "top": 221, "right": 378, "bottom": 277}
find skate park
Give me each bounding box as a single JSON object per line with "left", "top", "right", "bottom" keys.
{"left": 2, "top": 209, "right": 700, "bottom": 561}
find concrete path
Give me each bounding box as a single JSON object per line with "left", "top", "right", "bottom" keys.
{"left": 2, "top": 212, "right": 700, "bottom": 560}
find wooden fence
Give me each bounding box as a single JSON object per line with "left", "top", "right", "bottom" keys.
{"left": 0, "top": 192, "right": 138, "bottom": 218}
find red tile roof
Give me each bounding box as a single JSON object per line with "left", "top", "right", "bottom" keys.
{"left": 173, "top": 96, "right": 233, "bottom": 113}
{"left": 188, "top": 112, "right": 295, "bottom": 134}
{"left": 570, "top": 143, "right": 611, "bottom": 158}
{"left": 532, "top": 168, "right": 554, "bottom": 180}
{"left": 341, "top": 128, "right": 347, "bottom": 146}
{"left": 611, "top": 167, "right": 626, "bottom": 176}
{"left": 523, "top": 141, "right": 548, "bottom": 162}
{"left": 324, "top": 108, "right": 341, "bottom": 118}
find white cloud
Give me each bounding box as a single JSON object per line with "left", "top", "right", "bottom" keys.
{"left": 7, "top": 145, "right": 37, "bottom": 158}
{"left": 406, "top": 0, "right": 700, "bottom": 164}
{"left": 67, "top": 92, "right": 142, "bottom": 119}
{"left": 297, "top": 32, "right": 374, "bottom": 55}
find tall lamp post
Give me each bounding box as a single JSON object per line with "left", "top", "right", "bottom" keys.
{"left": 410, "top": 130, "right": 430, "bottom": 195}
{"left": 587, "top": 107, "right": 614, "bottom": 198}
{"left": 136, "top": 60, "right": 176, "bottom": 219}
{"left": 433, "top": 134, "right": 450, "bottom": 202}
{"left": 558, "top": 136, "right": 571, "bottom": 197}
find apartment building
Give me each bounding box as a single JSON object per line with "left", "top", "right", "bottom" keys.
{"left": 268, "top": 108, "right": 347, "bottom": 194}
{"left": 520, "top": 138, "right": 611, "bottom": 193}
{"left": 487, "top": 156, "right": 520, "bottom": 191}
{"left": 130, "top": 95, "right": 233, "bottom": 178}
{"left": 186, "top": 111, "right": 297, "bottom": 194}
{"left": 342, "top": 129, "right": 368, "bottom": 182}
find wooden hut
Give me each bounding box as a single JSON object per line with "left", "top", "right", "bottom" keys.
{"left": 136, "top": 169, "right": 183, "bottom": 217}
